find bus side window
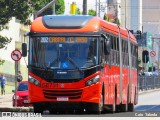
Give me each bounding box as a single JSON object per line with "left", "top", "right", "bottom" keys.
{"left": 104, "top": 34, "right": 111, "bottom": 65}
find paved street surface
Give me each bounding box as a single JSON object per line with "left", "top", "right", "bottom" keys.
{"left": 0, "top": 89, "right": 160, "bottom": 116}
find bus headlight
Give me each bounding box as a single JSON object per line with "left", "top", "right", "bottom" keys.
{"left": 28, "top": 75, "right": 40, "bottom": 86}
{"left": 86, "top": 75, "right": 100, "bottom": 86}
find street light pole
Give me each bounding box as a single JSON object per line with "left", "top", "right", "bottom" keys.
{"left": 98, "top": 0, "right": 100, "bottom": 17}
{"left": 141, "top": 26, "right": 148, "bottom": 73}
{"left": 125, "top": 0, "right": 126, "bottom": 28}
{"left": 83, "top": 0, "right": 87, "bottom": 15}
{"left": 95, "top": 0, "right": 98, "bottom": 16}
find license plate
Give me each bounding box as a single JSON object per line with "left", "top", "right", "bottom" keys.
{"left": 23, "top": 100, "right": 29, "bottom": 103}
{"left": 57, "top": 97, "right": 68, "bottom": 101}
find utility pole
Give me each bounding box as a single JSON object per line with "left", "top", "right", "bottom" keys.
{"left": 83, "top": 0, "right": 87, "bottom": 15}
{"left": 95, "top": 0, "right": 98, "bottom": 16}
{"left": 141, "top": 26, "right": 146, "bottom": 72}
{"left": 98, "top": 0, "right": 100, "bottom": 17}
{"left": 125, "top": 0, "right": 126, "bottom": 28}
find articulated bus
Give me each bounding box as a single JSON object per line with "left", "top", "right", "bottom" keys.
{"left": 22, "top": 15, "right": 138, "bottom": 114}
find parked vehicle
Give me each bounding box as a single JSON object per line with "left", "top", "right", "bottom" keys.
{"left": 12, "top": 81, "right": 32, "bottom": 107}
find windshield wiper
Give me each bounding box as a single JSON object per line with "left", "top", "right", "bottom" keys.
{"left": 66, "top": 49, "right": 83, "bottom": 74}
{"left": 67, "top": 56, "right": 83, "bottom": 74}
{"left": 48, "top": 46, "right": 61, "bottom": 68}
{"left": 49, "top": 57, "right": 60, "bottom": 68}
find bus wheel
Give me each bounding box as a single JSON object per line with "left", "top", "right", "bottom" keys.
{"left": 128, "top": 91, "right": 136, "bottom": 112}
{"left": 105, "top": 95, "right": 116, "bottom": 113}
{"left": 99, "top": 93, "right": 104, "bottom": 113}
{"left": 110, "top": 97, "right": 116, "bottom": 113}
{"left": 119, "top": 103, "right": 128, "bottom": 112}
{"left": 128, "top": 103, "right": 134, "bottom": 112}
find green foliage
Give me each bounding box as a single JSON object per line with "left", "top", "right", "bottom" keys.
{"left": 88, "top": 9, "right": 96, "bottom": 16}
{"left": 55, "top": 0, "right": 65, "bottom": 14}
{"left": 32, "top": 0, "right": 65, "bottom": 16}
{"left": 103, "top": 14, "right": 121, "bottom": 26}
{"left": 0, "top": 36, "right": 11, "bottom": 49}
{"left": 76, "top": 8, "right": 82, "bottom": 15}
{"left": 0, "top": 0, "right": 65, "bottom": 66}
{"left": 0, "top": 59, "right": 5, "bottom": 65}
{"left": 0, "top": 0, "right": 67, "bottom": 66}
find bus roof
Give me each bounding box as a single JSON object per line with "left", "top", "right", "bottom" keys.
{"left": 30, "top": 15, "right": 137, "bottom": 44}
{"left": 30, "top": 15, "right": 101, "bottom": 33}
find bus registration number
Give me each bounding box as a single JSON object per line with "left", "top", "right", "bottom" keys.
{"left": 57, "top": 97, "right": 69, "bottom": 101}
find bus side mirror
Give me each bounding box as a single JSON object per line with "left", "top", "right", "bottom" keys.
{"left": 22, "top": 43, "right": 27, "bottom": 57}
{"left": 104, "top": 39, "right": 111, "bottom": 55}
{"left": 101, "top": 34, "right": 111, "bottom": 55}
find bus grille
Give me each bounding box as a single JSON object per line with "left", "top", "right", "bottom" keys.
{"left": 43, "top": 89, "right": 82, "bottom": 100}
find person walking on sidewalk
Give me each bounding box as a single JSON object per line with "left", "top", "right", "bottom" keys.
{"left": 0, "top": 73, "right": 7, "bottom": 95}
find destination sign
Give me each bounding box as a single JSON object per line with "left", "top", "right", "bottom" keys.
{"left": 48, "top": 37, "right": 88, "bottom": 43}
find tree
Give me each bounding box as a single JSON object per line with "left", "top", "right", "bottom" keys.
{"left": 0, "top": 0, "right": 65, "bottom": 48}
{"left": 76, "top": 8, "right": 82, "bottom": 15}
{"left": 88, "top": 9, "right": 96, "bottom": 16}
{"left": 55, "top": 0, "right": 65, "bottom": 14}
{"left": 0, "top": 0, "right": 65, "bottom": 65}
{"left": 32, "top": 0, "right": 65, "bottom": 17}
{"left": 103, "top": 14, "right": 121, "bottom": 25}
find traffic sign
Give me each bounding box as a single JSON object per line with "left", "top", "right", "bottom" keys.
{"left": 149, "top": 50, "right": 157, "bottom": 63}
{"left": 150, "top": 50, "right": 156, "bottom": 57}
{"left": 11, "top": 49, "right": 22, "bottom": 62}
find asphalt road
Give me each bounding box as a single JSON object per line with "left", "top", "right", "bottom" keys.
{"left": 1, "top": 90, "right": 160, "bottom": 117}
{"left": 135, "top": 90, "right": 160, "bottom": 112}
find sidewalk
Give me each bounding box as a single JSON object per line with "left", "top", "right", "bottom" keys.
{"left": 0, "top": 94, "right": 13, "bottom": 108}
{"left": 0, "top": 94, "right": 34, "bottom": 112}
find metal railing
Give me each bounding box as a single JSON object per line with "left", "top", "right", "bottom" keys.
{"left": 138, "top": 76, "right": 160, "bottom": 91}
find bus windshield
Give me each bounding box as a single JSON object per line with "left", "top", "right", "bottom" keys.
{"left": 29, "top": 36, "right": 99, "bottom": 70}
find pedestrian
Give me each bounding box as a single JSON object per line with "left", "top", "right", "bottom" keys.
{"left": 0, "top": 73, "right": 7, "bottom": 95}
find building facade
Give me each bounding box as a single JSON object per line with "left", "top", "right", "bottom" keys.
{"left": 0, "top": 18, "right": 29, "bottom": 81}
{"left": 143, "top": 0, "right": 160, "bottom": 34}
{"left": 130, "top": 0, "right": 142, "bottom": 31}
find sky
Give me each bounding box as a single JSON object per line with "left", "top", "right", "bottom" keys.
{"left": 64, "top": 0, "right": 96, "bottom": 14}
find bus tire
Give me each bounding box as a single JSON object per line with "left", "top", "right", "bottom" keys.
{"left": 128, "top": 89, "right": 136, "bottom": 112}
{"left": 85, "top": 93, "right": 104, "bottom": 114}
{"left": 119, "top": 103, "right": 128, "bottom": 112}
{"left": 105, "top": 94, "right": 116, "bottom": 113}
{"left": 128, "top": 103, "right": 134, "bottom": 112}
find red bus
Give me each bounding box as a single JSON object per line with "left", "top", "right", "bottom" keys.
{"left": 22, "top": 15, "right": 138, "bottom": 114}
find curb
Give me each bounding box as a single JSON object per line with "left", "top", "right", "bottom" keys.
{"left": 0, "top": 107, "right": 33, "bottom": 112}
{"left": 138, "top": 88, "right": 160, "bottom": 95}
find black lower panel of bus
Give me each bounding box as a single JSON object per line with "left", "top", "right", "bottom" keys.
{"left": 33, "top": 102, "right": 100, "bottom": 113}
